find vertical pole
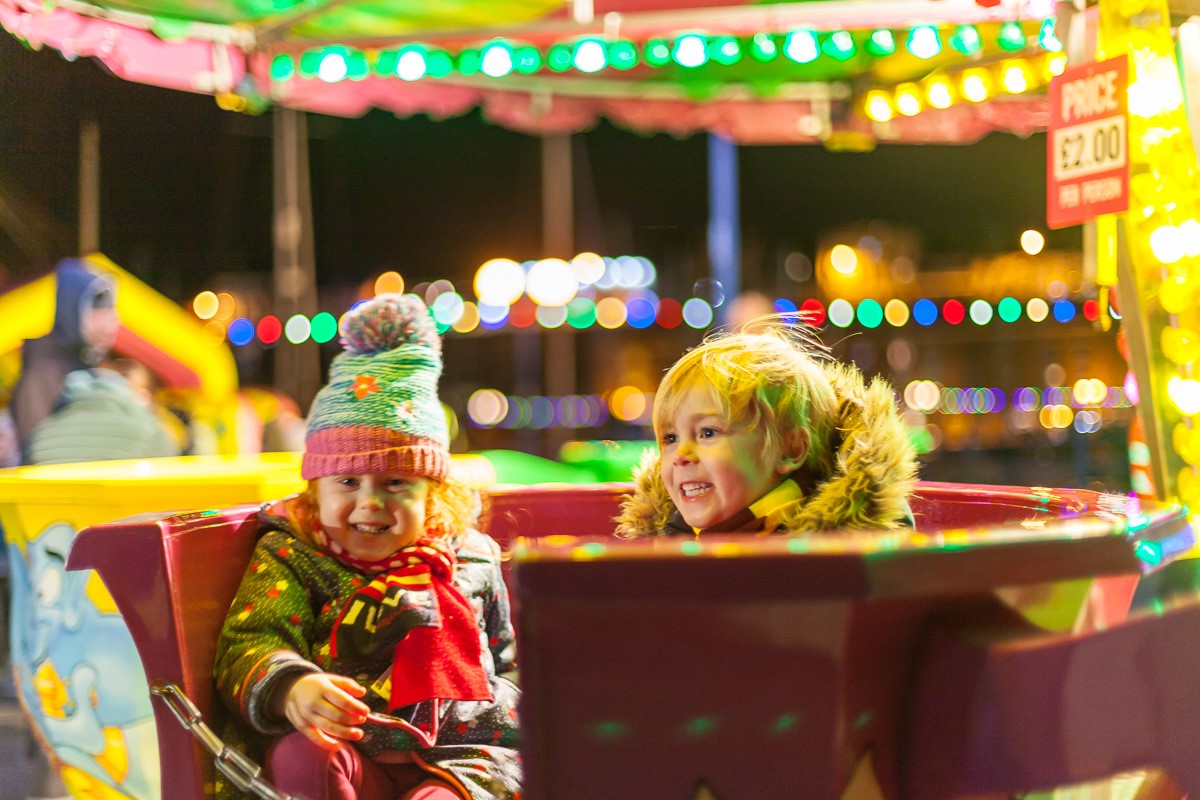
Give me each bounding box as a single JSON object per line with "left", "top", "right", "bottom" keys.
{"left": 78, "top": 120, "right": 100, "bottom": 255}
{"left": 272, "top": 108, "right": 321, "bottom": 412}
{"left": 707, "top": 133, "right": 740, "bottom": 327}
{"left": 535, "top": 133, "right": 576, "bottom": 457}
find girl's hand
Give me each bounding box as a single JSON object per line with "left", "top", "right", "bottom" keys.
{"left": 282, "top": 673, "right": 370, "bottom": 750}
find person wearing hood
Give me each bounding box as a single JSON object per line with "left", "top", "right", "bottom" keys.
{"left": 10, "top": 259, "right": 119, "bottom": 465}
{"left": 615, "top": 322, "right": 918, "bottom": 538}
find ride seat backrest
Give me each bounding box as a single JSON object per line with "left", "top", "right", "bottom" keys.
{"left": 66, "top": 504, "right": 263, "bottom": 800}
{"left": 908, "top": 481, "right": 1095, "bottom": 530}
{"left": 905, "top": 595, "right": 1200, "bottom": 798}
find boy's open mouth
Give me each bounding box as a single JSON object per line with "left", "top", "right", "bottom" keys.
{"left": 351, "top": 523, "right": 390, "bottom": 534}
{"left": 679, "top": 482, "right": 713, "bottom": 498}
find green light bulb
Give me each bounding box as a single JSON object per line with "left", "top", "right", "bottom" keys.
{"left": 426, "top": 50, "right": 453, "bottom": 78}
{"left": 673, "top": 34, "right": 708, "bottom": 68}
{"left": 514, "top": 45, "right": 543, "bottom": 74}
{"left": 998, "top": 21, "right": 1026, "bottom": 51}
{"left": 346, "top": 50, "right": 369, "bottom": 80}
{"left": 1038, "top": 18, "right": 1062, "bottom": 52}
{"left": 783, "top": 30, "right": 819, "bottom": 64}
{"left": 949, "top": 25, "right": 981, "bottom": 56}
{"left": 644, "top": 38, "right": 671, "bottom": 67}
{"left": 572, "top": 38, "right": 608, "bottom": 73}
{"left": 709, "top": 35, "right": 741, "bottom": 65}
{"left": 547, "top": 42, "right": 573, "bottom": 72}
{"left": 609, "top": 40, "right": 638, "bottom": 70}
{"left": 750, "top": 32, "right": 778, "bottom": 62}
{"left": 480, "top": 40, "right": 515, "bottom": 78}
{"left": 865, "top": 29, "right": 895, "bottom": 57}
{"left": 269, "top": 54, "right": 295, "bottom": 82}
{"left": 906, "top": 26, "right": 941, "bottom": 59}
{"left": 821, "top": 30, "right": 856, "bottom": 61}
{"left": 299, "top": 50, "right": 321, "bottom": 78}
{"left": 458, "top": 48, "right": 481, "bottom": 76}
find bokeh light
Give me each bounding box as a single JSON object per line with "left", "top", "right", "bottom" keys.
{"left": 468, "top": 389, "right": 509, "bottom": 427}
{"left": 193, "top": 291, "right": 219, "bottom": 319}
{"left": 800, "top": 297, "right": 826, "bottom": 327}
{"left": 883, "top": 299, "right": 909, "bottom": 327}
{"left": 827, "top": 298, "right": 854, "bottom": 328}
{"left": 912, "top": 298, "right": 938, "bottom": 326}
{"left": 228, "top": 318, "right": 255, "bottom": 346}
{"left": 536, "top": 304, "right": 567, "bottom": 328}
{"left": 596, "top": 297, "right": 628, "bottom": 329}
{"left": 374, "top": 271, "right": 404, "bottom": 295}
{"left": 830, "top": 244, "right": 858, "bottom": 275}
{"left": 311, "top": 312, "right": 338, "bottom": 343}
{"left": 997, "top": 296, "right": 1022, "bottom": 323}
{"left": 474, "top": 258, "right": 526, "bottom": 306}
{"left": 527, "top": 258, "right": 579, "bottom": 306}
{"left": 571, "top": 252, "right": 606, "bottom": 285}
{"left": 453, "top": 302, "right": 481, "bottom": 333}
{"left": 682, "top": 298, "right": 714, "bottom": 329}
{"left": 284, "top": 314, "right": 311, "bottom": 344}
{"left": 257, "top": 315, "right": 282, "bottom": 345}
{"left": 656, "top": 298, "right": 683, "bottom": 328}
{"left": 610, "top": 385, "right": 650, "bottom": 423}
{"left": 1020, "top": 229, "right": 1045, "bottom": 255}
{"left": 968, "top": 299, "right": 993, "bottom": 326}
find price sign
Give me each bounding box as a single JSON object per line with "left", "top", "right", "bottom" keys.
{"left": 1046, "top": 56, "right": 1129, "bottom": 229}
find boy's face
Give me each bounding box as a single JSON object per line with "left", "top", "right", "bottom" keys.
{"left": 658, "top": 384, "right": 795, "bottom": 530}
{"left": 316, "top": 472, "right": 430, "bottom": 561}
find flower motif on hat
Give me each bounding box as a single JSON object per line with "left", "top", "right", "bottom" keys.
{"left": 395, "top": 399, "right": 416, "bottom": 423}
{"left": 351, "top": 375, "right": 381, "bottom": 399}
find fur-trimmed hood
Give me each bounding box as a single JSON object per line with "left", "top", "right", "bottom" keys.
{"left": 615, "top": 361, "right": 918, "bottom": 537}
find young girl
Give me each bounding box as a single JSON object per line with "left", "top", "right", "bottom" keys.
{"left": 215, "top": 294, "right": 520, "bottom": 800}
{"left": 616, "top": 322, "right": 918, "bottom": 537}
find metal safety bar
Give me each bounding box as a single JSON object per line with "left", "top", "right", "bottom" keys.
{"left": 150, "top": 682, "right": 299, "bottom": 800}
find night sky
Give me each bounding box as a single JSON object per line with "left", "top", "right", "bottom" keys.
{"left": 0, "top": 31, "right": 1080, "bottom": 307}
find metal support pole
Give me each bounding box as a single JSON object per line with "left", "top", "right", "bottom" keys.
{"left": 272, "top": 107, "right": 321, "bottom": 412}
{"left": 539, "top": 133, "right": 575, "bottom": 457}
{"left": 707, "top": 133, "right": 740, "bottom": 327}
{"left": 79, "top": 120, "right": 100, "bottom": 255}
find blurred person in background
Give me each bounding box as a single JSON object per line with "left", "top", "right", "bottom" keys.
{"left": 28, "top": 357, "right": 180, "bottom": 465}
{"left": 10, "top": 259, "right": 119, "bottom": 465}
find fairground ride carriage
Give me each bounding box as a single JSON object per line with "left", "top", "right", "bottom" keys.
{"left": 7, "top": 0, "right": 1200, "bottom": 798}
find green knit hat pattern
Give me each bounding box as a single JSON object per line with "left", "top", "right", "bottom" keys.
{"left": 302, "top": 293, "right": 450, "bottom": 481}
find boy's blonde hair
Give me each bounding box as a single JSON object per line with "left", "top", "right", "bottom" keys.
{"left": 652, "top": 323, "right": 841, "bottom": 478}
{"left": 302, "top": 474, "right": 483, "bottom": 546}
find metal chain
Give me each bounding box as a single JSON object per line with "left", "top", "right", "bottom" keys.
{"left": 150, "top": 683, "right": 299, "bottom": 800}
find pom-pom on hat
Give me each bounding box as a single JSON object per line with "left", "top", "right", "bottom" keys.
{"left": 302, "top": 293, "right": 450, "bottom": 482}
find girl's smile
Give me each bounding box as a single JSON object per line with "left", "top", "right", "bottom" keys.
{"left": 315, "top": 472, "right": 430, "bottom": 562}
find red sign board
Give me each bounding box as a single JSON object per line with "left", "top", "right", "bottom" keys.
{"left": 1046, "top": 56, "right": 1129, "bottom": 229}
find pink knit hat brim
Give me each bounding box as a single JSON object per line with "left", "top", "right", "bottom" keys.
{"left": 302, "top": 426, "right": 449, "bottom": 482}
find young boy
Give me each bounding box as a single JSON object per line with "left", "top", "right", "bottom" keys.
{"left": 616, "top": 323, "right": 918, "bottom": 536}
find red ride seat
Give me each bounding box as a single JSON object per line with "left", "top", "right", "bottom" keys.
{"left": 63, "top": 483, "right": 629, "bottom": 800}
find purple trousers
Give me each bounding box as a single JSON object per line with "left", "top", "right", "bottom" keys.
{"left": 265, "top": 732, "right": 463, "bottom": 800}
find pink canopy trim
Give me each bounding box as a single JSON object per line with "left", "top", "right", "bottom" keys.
{"left": 3, "top": 0, "right": 1049, "bottom": 144}
{"left": 0, "top": 0, "right": 244, "bottom": 93}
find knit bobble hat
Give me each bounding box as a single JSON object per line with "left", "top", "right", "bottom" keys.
{"left": 302, "top": 293, "right": 450, "bottom": 482}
